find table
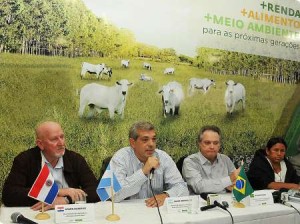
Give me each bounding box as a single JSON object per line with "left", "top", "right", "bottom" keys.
{"left": 1, "top": 194, "right": 300, "bottom": 224}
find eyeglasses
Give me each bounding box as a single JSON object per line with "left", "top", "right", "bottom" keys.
{"left": 201, "top": 140, "right": 220, "bottom": 146}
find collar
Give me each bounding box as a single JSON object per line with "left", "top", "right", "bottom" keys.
{"left": 41, "top": 151, "right": 64, "bottom": 169}
{"left": 198, "top": 151, "right": 220, "bottom": 165}
{"left": 265, "top": 156, "right": 286, "bottom": 171}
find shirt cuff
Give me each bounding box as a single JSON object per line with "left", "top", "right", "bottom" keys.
{"left": 221, "top": 176, "right": 232, "bottom": 188}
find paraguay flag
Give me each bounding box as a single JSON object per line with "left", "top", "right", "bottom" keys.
{"left": 28, "top": 164, "right": 59, "bottom": 205}
{"left": 96, "top": 163, "right": 121, "bottom": 201}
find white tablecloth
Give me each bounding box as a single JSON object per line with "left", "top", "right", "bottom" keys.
{"left": 1, "top": 194, "right": 300, "bottom": 224}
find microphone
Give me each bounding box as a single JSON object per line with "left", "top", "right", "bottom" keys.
{"left": 282, "top": 201, "right": 293, "bottom": 208}
{"left": 214, "top": 200, "right": 228, "bottom": 211}
{"left": 222, "top": 201, "right": 229, "bottom": 208}
{"left": 149, "top": 168, "right": 155, "bottom": 180}
{"left": 11, "top": 212, "right": 38, "bottom": 224}
{"left": 200, "top": 204, "right": 217, "bottom": 211}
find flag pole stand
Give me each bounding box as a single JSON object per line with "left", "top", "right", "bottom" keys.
{"left": 232, "top": 201, "right": 246, "bottom": 208}
{"left": 35, "top": 202, "right": 50, "bottom": 220}
{"left": 106, "top": 186, "right": 120, "bottom": 221}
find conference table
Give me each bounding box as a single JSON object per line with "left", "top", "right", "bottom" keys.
{"left": 1, "top": 194, "right": 300, "bottom": 224}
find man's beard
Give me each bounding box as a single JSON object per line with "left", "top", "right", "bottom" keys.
{"left": 55, "top": 147, "right": 65, "bottom": 158}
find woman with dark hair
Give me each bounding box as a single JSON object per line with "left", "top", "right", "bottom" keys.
{"left": 247, "top": 137, "right": 300, "bottom": 190}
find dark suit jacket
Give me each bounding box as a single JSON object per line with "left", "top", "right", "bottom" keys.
{"left": 2, "top": 146, "right": 99, "bottom": 206}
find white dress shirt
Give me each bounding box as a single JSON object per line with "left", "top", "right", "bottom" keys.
{"left": 182, "top": 152, "right": 235, "bottom": 194}
{"left": 41, "top": 152, "right": 68, "bottom": 189}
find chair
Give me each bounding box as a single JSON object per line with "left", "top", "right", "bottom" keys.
{"left": 176, "top": 155, "right": 188, "bottom": 176}
{"left": 99, "top": 156, "right": 112, "bottom": 180}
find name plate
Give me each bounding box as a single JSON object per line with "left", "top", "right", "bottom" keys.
{"left": 249, "top": 190, "right": 274, "bottom": 206}
{"left": 166, "top": 195, "right": 200, "bottom": 214}
{"left": 55, "top": 203, "right": 95, "bottom": 223}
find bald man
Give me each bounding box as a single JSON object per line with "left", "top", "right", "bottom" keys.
{"left": 2, "top": 121, "right": 99, "bottom": 210}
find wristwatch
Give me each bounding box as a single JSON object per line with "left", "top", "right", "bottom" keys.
{"left": 163, "top": 192, "right": 170, "bottom": 197}
{"left": 64, "top": 195, "right": 73, "bottom": 204}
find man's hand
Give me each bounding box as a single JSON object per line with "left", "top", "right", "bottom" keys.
{"left": 226, "top": 185, "right": 234, "bottom": 192}
{"left": 142, "top": 157, "right": 160, "bottom": 175}
{"left": 58, "top": 188, "right": 87, "bottom": 203}
{"left": 230, "top": 167, "right": 241, "bottom": 184}
{"left": 145, "top": 193, "right": 169, "bottom": 207}
{"left": 31, "top": 196, "right": 67, "bottom": 211}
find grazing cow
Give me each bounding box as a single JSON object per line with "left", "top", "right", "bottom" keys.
{"left": 121, "top": 59, "right": 130, "bottom": 68}
{"left": 140, "top": 74, "right": 153, "bottom": 81}
{"left": 188, "top": 78, "right": 216, "bottom": 95}
{"left": 224, "top": 80, "right": 246, "bottom": 114}
{"left": 101, "top": 66, "right": 113, "bottom": 79}
{"left": 78, "top": 79, "right": 133, "bottom": 119}
{"left": 80, "top": 62, "right": 105, "bottom": 79}
{"left": 159, "top": 81, "right": 184, "bottom": 117}
{"left": 143, "top": 62, "right": 152, "bottom": 70}
{"left": 164, "top": 67, "right": 175, "bottom": 74}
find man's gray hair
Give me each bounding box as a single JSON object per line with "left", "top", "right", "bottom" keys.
{"left": 197, "top": 125, "right": 221, "bottom": 143}
{"left": 129, "top": 121, "right": 155, "bottom": 140}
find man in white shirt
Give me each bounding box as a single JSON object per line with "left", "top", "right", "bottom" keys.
{"left": 182, "top": 125, "right": 240, "bottom": 194}
{"left": 111, "top": 121, "right": 189, "bottom": 207}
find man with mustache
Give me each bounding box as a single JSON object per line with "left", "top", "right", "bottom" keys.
{"left": 2, "top": 121, "right": 99, "bottom": 210}
{"left": 111, "top": 121, "right": 188, "bottom": 207}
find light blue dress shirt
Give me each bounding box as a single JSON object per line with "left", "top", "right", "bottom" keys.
{"left": 182, "top": 152, "right": 235, "bottom": 194}
{"left": 111, "top": 147, "right": 189, "bottom": 202}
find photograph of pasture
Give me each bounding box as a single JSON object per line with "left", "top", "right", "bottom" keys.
{"left": 0, "top": 0, "right": 299, "bottom": 202}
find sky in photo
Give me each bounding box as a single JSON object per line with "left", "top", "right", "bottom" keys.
{"left": 82, "top": 0, "right": 203, "bottom": 57}
{"left": 82, "top": 0, "right": 300, "bottom": 60}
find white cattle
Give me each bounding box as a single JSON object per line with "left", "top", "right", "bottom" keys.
{"left": 140, "top": 74, "right": 153, "bottom": 81}
{"left": 143, "top": 62, "right": 152, "bottom": 70}
{"left": 224, "top": 80, "right": 246, "bottom": 114}
{"left": 78, "top": 79, "right": 133, "bottom": 119}
{"left": 159, "top": 81, "right": 184, "bottom": 117}
{"left": 188, "top": 78, "right": 216, "bottom": 95}
{"left": 164, "top": 67, "right": 175, "bottom": 74}
{"left": 121, "top": 59, "right": 130, "bottom": 68}
{"left": 80, "top": 62, "right": 105, "bottom": 79}
{"left": 102, "top": 66, "right": 112, "bottom": 79}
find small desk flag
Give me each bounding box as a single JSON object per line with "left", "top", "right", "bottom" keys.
{"left": 28, "top": 164, "right": 59, "bottom": 205}
{"left": 97, "top": 163, "right": 121, "bottom": 201}
{"left": 233, "top": 164, "right": 254, "bottom": 202}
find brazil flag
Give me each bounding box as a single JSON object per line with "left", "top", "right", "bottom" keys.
{"left": 233, "top": 164, "right": 254, "bottom": 202}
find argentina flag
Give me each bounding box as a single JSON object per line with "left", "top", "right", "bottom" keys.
{"left": 97, "top": 163, "right": 121, "bottom": 201}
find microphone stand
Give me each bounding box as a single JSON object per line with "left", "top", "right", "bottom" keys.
{"left": 214, "top": 201, "right": 234, "bottom": 224}
{"left": 149, "top": 173, "right": 164, "bottom": 224}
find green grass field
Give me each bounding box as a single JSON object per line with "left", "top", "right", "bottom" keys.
{"left": 0, "top": 53, "right": 297, "bottom": 201}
